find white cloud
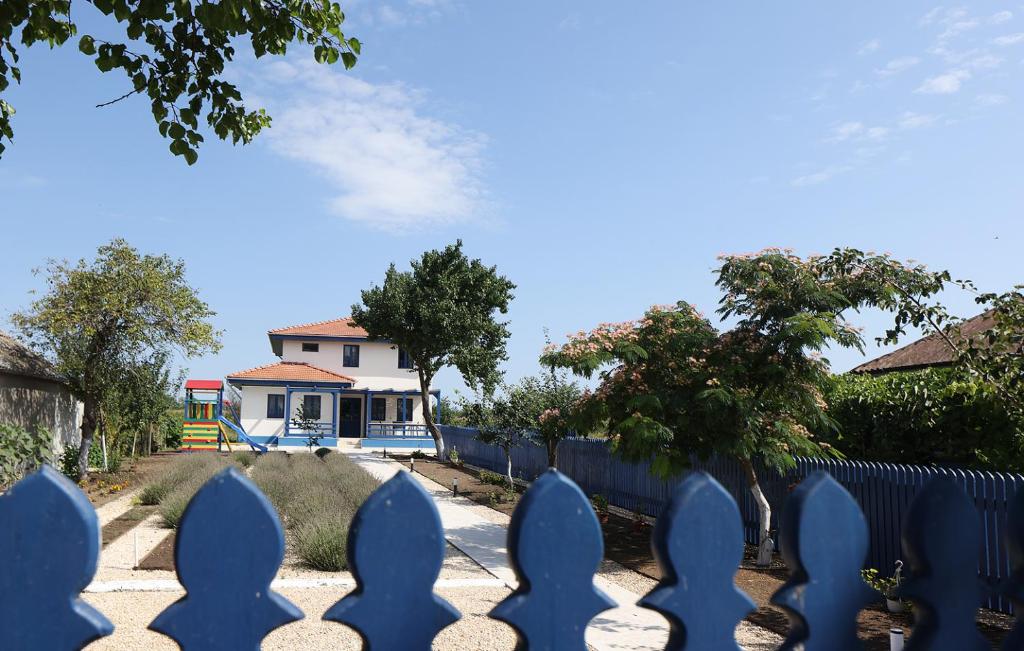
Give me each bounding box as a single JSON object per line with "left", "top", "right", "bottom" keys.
{"left": 828, "top": 121, "right": 864, "bottom": 141}
{"left": 857, "top": 39, "right": 881, "bottom": 55}
{"left": 916, "top": 69, "right": 971, "bottom": 94}
{"left": 976, "top": 93, "right": 1008, "bottom": 106}
{"left": 875, "top": 56, "right": 921, "bottom": 76}
{"left": 898, "top": 111, "right": 938, "bottom": 129}
{"left": 250, "top": 61, "right": 488, "bottom": 232}
{"left": 991, "top": 11, "right": 1013, "bottom": 24}
{"left": 791, "top": 165, "right": 853, "bottom": 187}
{"left": 865, "top": 126, "right": 890, "bottom": 140}
{"left": 993, "top": 32, "right": 1024, "bottom": 46}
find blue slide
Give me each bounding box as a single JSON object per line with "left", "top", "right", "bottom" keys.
{"left": 218, "top": 416, "right": 269, "bottom": 453}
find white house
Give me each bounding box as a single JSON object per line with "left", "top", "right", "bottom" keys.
{"left": 226, "top": 317, "right": 439, "bottom": 450}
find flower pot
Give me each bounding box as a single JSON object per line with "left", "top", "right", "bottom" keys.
{"left": 885, "top": 598, "right": 904, "bottom": 613}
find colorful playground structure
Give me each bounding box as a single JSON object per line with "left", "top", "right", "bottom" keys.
{"left": 181, "top": 379, "right": 267, "bottom": 453}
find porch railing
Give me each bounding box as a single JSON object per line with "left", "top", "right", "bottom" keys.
{"left": 3, "top": 464, "right": 1019, "bottom": 649}
{"left": 366, "top": 422, "right": 430, "bottom": 438}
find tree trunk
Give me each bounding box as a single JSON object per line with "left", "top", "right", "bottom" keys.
{"left": 78, "top": 396, "right": 99, "bottom": 478}
{"left": 417, "top": 369, "right": 444, "bottom": 459}
{"left": 505, "top": 450, "right": 514, "bottom": 489}
{"left": 739, "top": 457, "right": 774, "bottom": 567}
{"left": 547, "top": 440, "right": 558, "bottom": 468}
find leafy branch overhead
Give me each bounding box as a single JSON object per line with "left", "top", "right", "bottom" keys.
{"left": 0, "top": 0, "right": 360, "bottom": 163}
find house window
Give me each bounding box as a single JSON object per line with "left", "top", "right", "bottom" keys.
{"left": 344, "top": 344, "right": 360, "bottom": 367}
{"left": 302, "top": 394, "right": 322, "bottom": 420}
{"left": 397, "top": 398, "right": 414, "bottom": 422}
{"left": 398, "top": 348, "right": 412, "bottom": 369}
{"left": 267, "top": 394, "right": 285, "bottom": 419}
{"left": 302, "top": 342, "right": 319, "bottom": 352}
{"left": 371, "top": 397, "right": 387, "bottom": 421}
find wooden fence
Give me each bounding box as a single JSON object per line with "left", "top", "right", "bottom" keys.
{"left": 440, "top": 425, "right": 1024, "bottom": 615}
{"left": 3, "top": 460, "right": 1024, "bottom": 649}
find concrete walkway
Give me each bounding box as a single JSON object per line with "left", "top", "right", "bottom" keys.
{"left": 347, "top": 453, "right": 779, "bottom": 651}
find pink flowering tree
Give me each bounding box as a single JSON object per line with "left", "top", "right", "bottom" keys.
{"left": 542, "top": 247, "right": 949, "bottom": 563}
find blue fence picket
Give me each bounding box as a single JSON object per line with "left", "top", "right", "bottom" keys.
{"left": 0, "top": 466, "right": 113, "bottom": 649}
{"left": 150, "top": 468, "right": 302, "bottom": 649}
{"left": 324, "top": 471, "right": 459, "bottom": 649}
{"left": 490, "top": 469, "right": 615, "bottom": 649}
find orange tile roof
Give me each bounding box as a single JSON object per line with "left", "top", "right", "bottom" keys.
{"left": 226, "top": 362, "right": 356, "bottom": 384}
{"left": 268, "top": 317, "right": 368, "bottom": 338}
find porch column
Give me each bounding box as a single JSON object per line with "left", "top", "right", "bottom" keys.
{"left": 284, "top": 386, "right": 292, "bottom": 437}
{"left": 436, "top": 390, "right": 442, "bottom": 425}
{"left": 364, "top": 390, "right": 371, "bottom": 438}
{"left": 332, "top": 390, "right": 339, "bottom": 437}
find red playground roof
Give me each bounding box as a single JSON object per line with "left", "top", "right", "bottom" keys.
{"left": 184, "top": 379, "right": 223, "bottom": 390}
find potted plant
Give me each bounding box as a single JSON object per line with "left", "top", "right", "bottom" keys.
{"left": 862, "top": 561, "right": 906, "bottom": 613}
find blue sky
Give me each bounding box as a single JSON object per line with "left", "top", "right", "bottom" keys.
{"left": 1, "top": 1, "right": 1022, "bottom": 396}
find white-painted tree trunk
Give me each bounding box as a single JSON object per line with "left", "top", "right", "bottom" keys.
{"left": 740, "top": 457, "right": 774, "bottom": 567}
{"left": 506, "top": 454, "right": 514, "bottom": 490}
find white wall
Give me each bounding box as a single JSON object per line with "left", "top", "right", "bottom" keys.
{"left": 239, "top": 385, "right": 428, "bottom": 438}
{"left": 279, "top": 340, "right": 421, "bottom": 391}
{"left": 0, "top": 373, "right": 82, "bottom": 457}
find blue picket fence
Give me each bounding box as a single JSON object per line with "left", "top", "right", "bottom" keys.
{"left": 4, "top": 462, "right": 1024, "bottom": 649}
{"left": 440, "top": 425, "right": 1024, "bottom": 615}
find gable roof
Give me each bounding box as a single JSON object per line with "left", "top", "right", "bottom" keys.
{"left": 0, "top": 330, "right": 63, "bottom": 383}
{"left": 226, "top": 361, "right": 357, "bottom": 385}
{"left": 851, "top": 311, "right": 996, "bottom": 374}
{"left": 268, "top": 317, "right": 368, "bottom": 338}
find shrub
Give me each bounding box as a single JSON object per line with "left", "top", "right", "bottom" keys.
{"left": 314, "top": 447, "right": 333, "bottom": 460}
{"left": 478, "top": 469, "right": 506, "bottom": 486}
{"left": 591, "top": 494, "right": 609, "bottom": 514}
{"left": 139, "top": 455, "right": 225, "bottom": 507}
{"left": 250, "top": 452, "right": 378, "bottom": 570}
{"left": 157, "top": 457, "right": 233, "bottom": 528}
{"left": 232, "top": 450, "right": 256, "bottom": 468}
{"left": 0, "top": 423, "right": 52, "bottom": 490}
{"left": 58, "top": 445, "right": 81, "bottom": 482}
{"left": 823, "top": 368, "right": 1023, "bottom": 470}
{"left": 294, "top": 518, "right": 348, "bottom": 571}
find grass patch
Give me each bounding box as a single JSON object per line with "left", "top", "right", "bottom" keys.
{"left": 231, "top": 450, "right": 257, "bottom": 468}
{"left": 251, "top": 453, "right": 378, "bottom": 571}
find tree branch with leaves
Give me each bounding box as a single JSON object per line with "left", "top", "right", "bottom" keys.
{"left": 0, "top": 0, "right": 360, "bottom": 162}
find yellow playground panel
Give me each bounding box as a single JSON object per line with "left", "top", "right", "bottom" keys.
{"left": 181, "top": 379, "right": 229, "bottom": 451}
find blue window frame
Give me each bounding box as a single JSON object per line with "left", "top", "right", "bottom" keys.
{"left": 343, "top": 344, "right": 360, "bottom": 367}
{"left": 301, "top": 342, "right": 319, "bottom": 352}
{"left": 303, "top": 394, "right": 322, "bottom": 420}
{"left": 371, "top": 397, "right": 387, "bottom": 421}
{"left": 398, "top": 348, "right": 412, "bottom": 369}
{"left": 267, "top": 394, "right": 285, "bottom": 419}
{"left": 397, "top": 398, "right": 414, "bottom": 422}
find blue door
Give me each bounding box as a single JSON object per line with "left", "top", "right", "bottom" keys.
{"left": 340, "top": 398, "right": 362, "bottom": 438}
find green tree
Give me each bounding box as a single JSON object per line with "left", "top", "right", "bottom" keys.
{"left": 12, "top": 239, "right": 220, "bottom": 476}
{"left": 0, "top": 0, "right": 360, "bottom": 162}
{"left": 351, "top": 241, "right": 516, "bottom": 459}
{"left": 106, "top": 352, "right": 181, "bottom": 456}
{"left": 542, "top": 248, "right": 947, "bottom": 563}
{"left": 464, "top": 370, "right": 583, "bottom": 469}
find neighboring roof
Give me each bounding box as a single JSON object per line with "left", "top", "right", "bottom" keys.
{"left": 185, "top": 379, "right": 223, "bottom": 391}
{"left": 226, "top": 361, "right": 357, "bottom": 385}
{"left": 268, "top": 317, "right": 368, "bottom": 338}
{"left": 0, "top": 330, "right": 63, "bottom": 383}
{"left": 852, "top": 311, "right": 997, "bottom": 374}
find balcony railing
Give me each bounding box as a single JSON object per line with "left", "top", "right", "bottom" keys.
{"left": 366, "top": 422, "right": 430, "bottom": 438}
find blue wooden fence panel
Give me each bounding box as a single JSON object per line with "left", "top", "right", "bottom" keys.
{"left": 5, "top": 460, "right": 1024, "bottom": 648}
{"left": 440, "top": 425, "right": 1024, "bottom": 615}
